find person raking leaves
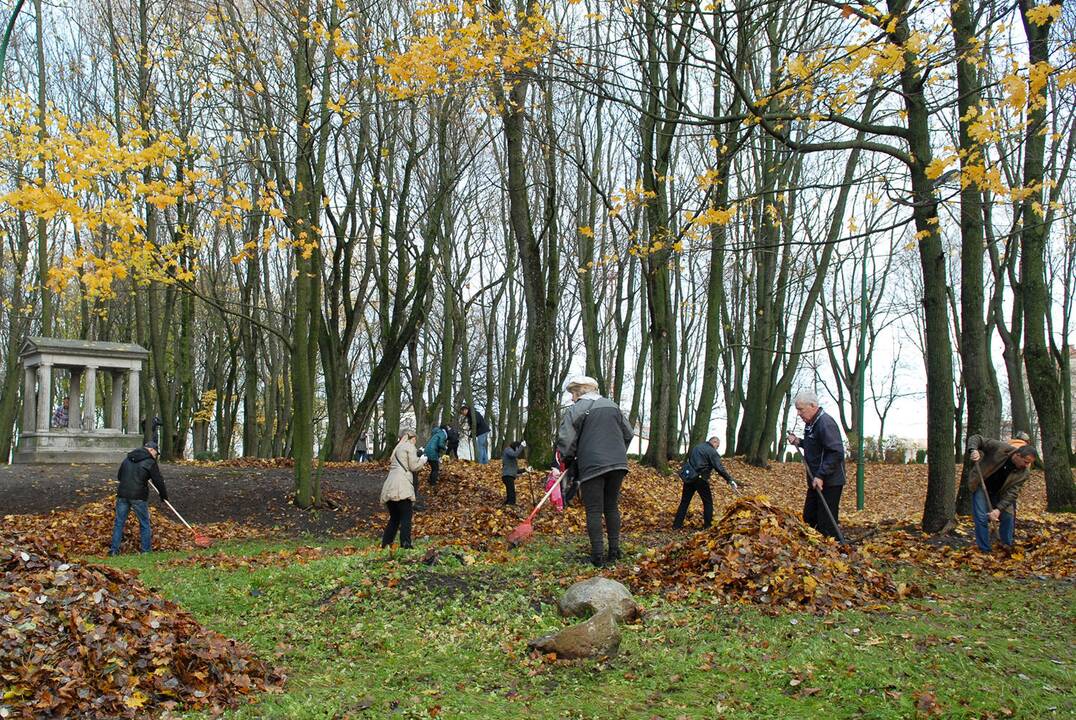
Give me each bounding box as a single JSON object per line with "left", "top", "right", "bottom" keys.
{"left": 965, "top": 434, "right": 1038, "bottom": 553}
{"left": 109, "top": 441, "right": 168, "bottom": 555}
{"left": 501, "top": 440, "right": 526, "bottom": 505}
{"left": 673, "top": 436, "right": 739, "bottom": 529}
{"left": 423, "top": 424, "right": 449, "bottom": 487}
{"left": 555, "top": 375, "right": 634, "bottom": 567}
{"left": 786, "top": 391, "right": 845, "bottom": 540}
{"left": 380, "top": 430, "right": 427, "bottom": 549}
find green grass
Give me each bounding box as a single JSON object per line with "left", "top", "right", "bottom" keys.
{"left": 103, "top": 538, "right": 1075, "bottom": 719}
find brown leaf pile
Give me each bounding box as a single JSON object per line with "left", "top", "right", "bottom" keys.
{"left": 2, "top": 500, "right": 262, "bottom": 556}
{"left": 861, "top": 513, "right": 1076, "bottom": 579}
{"left": 0, "top": 533, "right": 285, "bottom": 719}
{"left": 618, "top": 496, "right": 911, "bottom": 613}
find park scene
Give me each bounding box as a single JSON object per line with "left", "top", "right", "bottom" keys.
{"left": 0, "top": 0, "right": 1074, "bottom": 718}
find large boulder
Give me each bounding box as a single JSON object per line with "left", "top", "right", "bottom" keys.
{"left": 558, "top": 577, "right": 640, "bottom": 622}
{"left": 527, "top": 609, "right": 620, "bottom": 660}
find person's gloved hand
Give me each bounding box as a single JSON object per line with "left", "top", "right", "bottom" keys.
{"left": 416, "top": 448, "right": 424, "bottom": 457}
{"left": 728, "top": 480, "right": 738, "bottom": 491}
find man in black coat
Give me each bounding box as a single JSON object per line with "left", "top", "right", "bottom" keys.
{"left": 787, "top": 391, "right": 845, "bottom": 539}
{"left": 672, "top": 436, "right": 738, "bottom": 529}
{"left": 459, "top": 404, "right": 492, "bottom": 464}
{"left": 109, "top": 441, "right": 169, "bottom": 555}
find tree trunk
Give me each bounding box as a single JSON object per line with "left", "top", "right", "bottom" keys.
{"left": 953, "top": 0, "right": 1001, "bottom": 515}
{"left": 1017, "top": 0, "right": 1076, "bottom": 511}
{"left": 887, "top": 0, "right": 956, "bottom": 532}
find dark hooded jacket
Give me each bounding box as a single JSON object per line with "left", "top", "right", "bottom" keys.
{"left": 461, "top": 406, "right": 490, "bottom": 436}
{"left": 117, "top": 448, "right": 167, "bottom": 501}
{"left": 686, "top": 442, "right": 735, "bottom": 485}
{"left": 800, "top": 408, "right": 846, "bottom": 487}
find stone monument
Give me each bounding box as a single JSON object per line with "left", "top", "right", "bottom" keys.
{"left": 14, "top": 337, "right": 149, "bottom": 463}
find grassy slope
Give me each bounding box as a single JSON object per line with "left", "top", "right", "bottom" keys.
{"left": 103, "top": 538, "right": 1074, "bottom": 720}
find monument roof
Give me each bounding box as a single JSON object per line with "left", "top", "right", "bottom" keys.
{"left": 20, "top": 337, "right": 149, "bottom": 361}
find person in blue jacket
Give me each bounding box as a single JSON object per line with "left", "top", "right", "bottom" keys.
{"left": 787, "top": 391, "right": 845, "bottom": 539}
{"left": 423, "top": 425, "right": 449, "bottom": 487}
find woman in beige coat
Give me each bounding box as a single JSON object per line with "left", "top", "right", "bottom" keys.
{"left": 380, "top": 431, "right": 427, "bottom": 548}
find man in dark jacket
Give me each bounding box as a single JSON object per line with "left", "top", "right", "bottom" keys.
{"left": 459, "top": 404, "right": 492, "bottom": 465}
{"left": 445, "top": 425, "right": 460, "bottom": 459}
{"left": 673, "top": 436, "right": 738, "bottom": 529}
{"left": 555, "top": 375, "right": 634, "bottom": 567}
{"left": 109, "top": 441, "right": 168, "bottom": 555}
{"left": 787, "top": 391, "right": 845, "bottom": 539}
{"left": 966, "top": 435, "right": 1037, "bottom": 552}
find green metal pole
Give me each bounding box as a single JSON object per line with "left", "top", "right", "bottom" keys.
{"left": 855, "top": 238, "right": 868, "bottom": 510}
{"left": 0, "top": 0, "right": 29, "bottom": 77}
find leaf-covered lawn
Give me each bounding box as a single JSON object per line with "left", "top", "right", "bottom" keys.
{"left": 103, "top": 537, "right": 1075, "bottom": 720}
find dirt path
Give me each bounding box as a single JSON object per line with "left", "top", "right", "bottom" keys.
{"left": 0, "top": 461, "right": 387, "bottom": 537}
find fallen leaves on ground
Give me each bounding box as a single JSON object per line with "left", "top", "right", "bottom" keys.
{"left": 0, "top": 533, "right": 285, "bottom": 719}
{"left": 353, "top": 459, "right": 1074, "bottom": 581}
{"left": 1, "top": 500, "right": 263, "bottom": 556}
{"left": 613, "top": 496, "right": 913, "bottom": 613}
{"left": 860, "top": 513, "right": 1076, "bottom": 579}
{"left": 177, "top": 457, "right": 378, "bottom": 470}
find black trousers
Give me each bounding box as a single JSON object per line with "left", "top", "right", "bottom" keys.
{"left": 672, "top": 478, "right": 713, "bottom": 528}
{"left": 381, "top": 499, "right": 414, "bottom": 548}
{"left": 502, "top": 475, "right": 517, "bottom": 505}
{"left": 803, "top": 484, "right": 843, "bottom": 539}
{"left": 428, "top": 459, "right": 440, "bottom": 487}
{"left": 580, "top": 470, "right": 627, "bottom": 562}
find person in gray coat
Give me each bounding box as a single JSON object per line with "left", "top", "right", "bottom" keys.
{"left": 501, "top": 440, "right": 526, "bottom": 505}
{"left": 555, "top": 375, "right": 634, "bottom": 567}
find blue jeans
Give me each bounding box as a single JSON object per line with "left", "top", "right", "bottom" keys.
{"left": 972, "top": 487, "right": 1014, "bottom": 552}
{"left": 110, "top": 498, "right": 152, "bottom": 554}
{"left": 476, "top": 432, "right": 490, "bottom": 464}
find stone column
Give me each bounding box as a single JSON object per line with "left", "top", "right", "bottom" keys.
{"left": 126, "top": 369, "right": 140, "bottom": 435}
{"left": 69, "top": 369, "right": 83, "bottom": 430}
{"left": 82, "top": 366, "right": 97, "bottom": 431}
{"left": 110, "top": 371, "right": 125, "bottom": 430}
{"left": 22, "top": 366, "right": 36, "bottom": 432}
{"left": 35, "top": 364, "right": 52, "bottom": 431}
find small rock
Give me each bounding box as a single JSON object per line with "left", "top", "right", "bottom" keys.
{"left": 528, "top": 609, "right": 621, "bottom": 660}
{"left": 558, "top": 577, "right": 640, "bottom": 622}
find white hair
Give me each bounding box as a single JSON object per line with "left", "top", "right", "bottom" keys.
{"left": 794, "top": 390, "right": 820, "bottom": 408}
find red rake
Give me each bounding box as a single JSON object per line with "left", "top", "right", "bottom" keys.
{"left": 507, "top": 474, "right": 562, "bottom": 547}
{"left": 151, "top": 481, "right": 212, "bottom": 548}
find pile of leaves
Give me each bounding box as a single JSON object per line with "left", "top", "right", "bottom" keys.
{"left": 861, "top": 513, "right": 1076, "bottom": 579}
{"left": 620, "top": 496, "right": 911, "bottom": 613}
{"left": 2, "top": 500, "right": 261, "bottom": 556}
{"left": 0, "top": 533, "right": 284, "bottom": 719}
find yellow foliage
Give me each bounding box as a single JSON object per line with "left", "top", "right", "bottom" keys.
{"left": 377, "top": 2, "right": 555, "bottom": 104}
{"left": 1024, "top": 4, "right": 1061, "bottom": 27}
{"left": 0, "top": 94, "right": 208, "bottom": 301}
{"left": 686, "top": 204, "right": 738, "bottom": 227}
